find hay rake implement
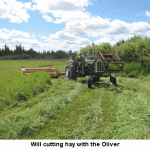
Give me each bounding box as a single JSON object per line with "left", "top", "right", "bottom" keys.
{"left": 21, "top": 66, "right": 65, "bottom": 78}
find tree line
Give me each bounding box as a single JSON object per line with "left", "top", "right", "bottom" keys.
{"left": 0, "top": 44, "right": 77, "bottom": 60}
{"left": 1, "top": 35, "right": 150, "bottom": 68}
{"left": 80, "top": 35, "right": 150, "bottom": 71}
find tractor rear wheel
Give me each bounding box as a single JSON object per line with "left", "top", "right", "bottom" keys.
{"left": 110, "top": 75, "right": 116, "bottom": 86}
{"left": 86, "top": 76, "right": 92, "bottom": 88}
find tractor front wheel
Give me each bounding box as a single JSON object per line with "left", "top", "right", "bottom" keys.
{"left": 110, "top": 75, "right": 116, "bottom": 86}
{"left": 86, "top": 76, "right": 92, "bottom": 88}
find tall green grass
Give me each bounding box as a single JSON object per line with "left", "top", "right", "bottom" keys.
{"left": 104, "top": 61, "right": 148, "bottom": 78}
{"left": 0, "top": 71, "right": 52, "bottom": 111}
{"left": 123, "top": 62, "right": 142, "bottom": 77}
{"left": 119, "top": 61, "right": 149, "bottom": 78}
{"left": 0, "top": 59, "right": 68, "bottom": 112}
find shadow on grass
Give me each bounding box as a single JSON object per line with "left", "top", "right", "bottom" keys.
{"left": 76, "top": 78, "right": 124, "bottom": 92}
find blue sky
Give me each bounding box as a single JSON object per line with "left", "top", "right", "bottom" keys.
{"left": 0, "top": 0, "right": 150, "bottom": 52}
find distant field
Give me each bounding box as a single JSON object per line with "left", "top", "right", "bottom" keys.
{"left": 0, "top": 59, "right": 150, "bottom": 139}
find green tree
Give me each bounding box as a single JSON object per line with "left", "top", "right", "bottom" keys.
{"left": 4, "top": 44, "right": 11, "bottom": 55}
{"left": 127, "top": 35, "right": 142, "bottom": 42}
{"left": 95, "top": 44, "right": 103, "bottom": 53}
{"left": 27, "top": 48, "right": 36, "bottom": 58}
{"left": 54, "top": 50, "right": 68, "bottom": 59}
{"left": 51, "top": 50, "right": 55, "bottom": 55}
{"left": 144, "top": 37, "right": 150, "bottom": 54}
{"left": 102, "top": 43, "right": 112, "bottom": 54}
{"left": 14, "top": 44, "right": 23, "bottom": 55}
{"left": 69, "top": 50, "right": 72, "bottom": 56}
{"left": 80, "top": 45, "right": 94, "bottom": 56}
{"left": 112, "top": 42, "right": 136, "bottom": 62}
{"left": 116, "top": 39, "right": 125, "bottom": 46}
{"left": 80, "top": 47, "right": 87, "bottom": 56}
{"left": 21, "top": 54, "right": 31, "bottom": 59}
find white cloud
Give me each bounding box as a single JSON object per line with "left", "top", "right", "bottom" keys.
{"left": 64, "top": 17, "right": 131, "bottom": 38}
{"left": 94, "top": 37, "right": 115, "bottom": 46}
{"left": 46, "top": 31, "right": 90, "bottom": 50}
{"left": 34, "top": 31, "right": 90, "bottom": 51}
{"left": 53, "top": 10, "right": 91, "bottom": 24}
{"left": 0, "top": 28, "right": 33, "bottom": 39}
{"left": 32, "top": 0, "right": 92, "bottom": 23}
{"left": 1, "top": 16, "right": 150, "bottom": 52}
{"left": 42, "top": 14, "right": 53, "bottom": 22}
{"left": 64, "top": 16, "right": 150, "bottom": 43}
{"left": 11, "top": 38, "right": 39, "bottom": 45}
{"left": 32, "top": 0, "right": 91, "bottom": 12}
{"left": 40, "top": 36, "right": 47, "bottom": 40}
{"left": 48, "top": 31, "right": 77, "bottom": 41}
{"left": 0, "top": 0, "right": 32, "bottom": 23}
{"left": 0, "top": 28, "right": 40, "bottom": 51}
{"left": 0, "top": 28, "right": 90, "bottom": 52}
{"left": 108, "top": 19, "right": 131, "bottom": 35}
{"left": 146, "top": 11, "right": 150, "bottom": 17}
{"left": 64, "top": 16, "right": 111, "bottom": 36}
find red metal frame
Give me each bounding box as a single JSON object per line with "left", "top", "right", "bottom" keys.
{"left": 98, "top": 51, "right": 105, "bottom": 61}
{"left": 113, "top": 51, "right": 121, "bottom": 61}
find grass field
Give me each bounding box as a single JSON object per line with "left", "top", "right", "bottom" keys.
{"left": 0, "top": 59, "right": 67, "bottom": 112}
{"left": 0, "top": 59, "right": 150, "bottom": 139}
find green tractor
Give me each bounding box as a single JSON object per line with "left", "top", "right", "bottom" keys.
{"left": 65, "top": 43, "right": 123, "bottom": 88}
